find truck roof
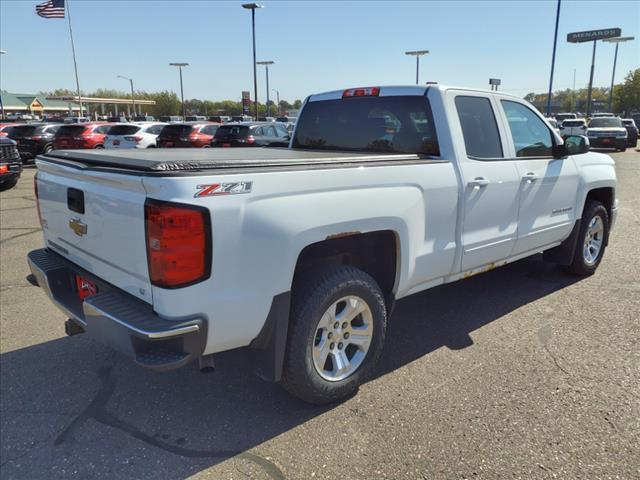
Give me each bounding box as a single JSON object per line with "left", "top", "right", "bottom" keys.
{"left": 307, "top": 84, "right": 523, "bottom": 102}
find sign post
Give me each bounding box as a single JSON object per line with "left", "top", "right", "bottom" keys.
{"left": 241, "top": 91, "right": 251, "bottom": 116}
{"left": 567, "top": 28, "right": 621, "bottom": 117}
{"left": 489, "top": 78, "right": 501, "bottom": 91}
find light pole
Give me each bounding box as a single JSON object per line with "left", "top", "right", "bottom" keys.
{"left": 545, "top": 0, "right": 561, "bottom": 117}
{"left": 603, "top": 36, "right": 635, "bottom": 112}
{"left": 117, "top": 75, "right": 136, "bottom": 117}
{"left": 242, "top": 3, "right": 263, "bottom": 120}
{"left": 0, "top": 50, "right": 6, "bottom": 120}
{"left": 257, "top": 61, "right": 274, "bottom": 118}
{"left": 272, "top": 88, "right": 280, "bottom": 115}
{"left": 404, "top": 50, "right": 429, "bottom": 84}
{"left": 169, "top": 62, "right": 189, "bottom": 119}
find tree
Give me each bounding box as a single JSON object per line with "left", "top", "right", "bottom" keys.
{"left": 148, "top": 91, "right": 180, "bottom": 116}
{"left": 613, "top": 69, "right": 640, "bottom": 116}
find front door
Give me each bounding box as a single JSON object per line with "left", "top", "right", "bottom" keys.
{"left": 452, "top": 94, "right": 522, "bottom": 272}
{"left": 498, "top": 100, "right": 580, "bottom": 255}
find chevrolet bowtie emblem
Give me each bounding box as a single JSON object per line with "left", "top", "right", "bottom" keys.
{"left": 69, "top": 218, "right": 87, "bottom": 237}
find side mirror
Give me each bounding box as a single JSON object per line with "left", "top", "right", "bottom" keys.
{"left": 564, "top": 135, "right": 590, "bottom": 155}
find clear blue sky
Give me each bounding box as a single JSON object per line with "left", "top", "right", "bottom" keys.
{"left": 1, "top": 0, "right": 638, "bottom": 102}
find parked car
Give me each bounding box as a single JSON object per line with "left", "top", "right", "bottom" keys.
{"left": 107, "top": 116, "right": 128, "bottom": 123}
{"left": 591, "top": 113, "right": 615, "bottom": 118}
{"left": 8, "top": 123, "right": 62, "bottom": 162}
{"left": 211, "top": 122, "right": 290, "bottom": 147}
{"left": 104, "top": 122, "right": 166, "bottom": 149}
{"left": 554, "top": 112, "right": 576, "bottom": 123}
{"left": 621, "top": 119, "right": 638, "bottom": 147}
{"left": 545, "top": 118, "right": 560, "bottom": 133}
{"left": 63, "top": 116, "right": 91, "bottom": 124}
{"left": 133, "top": 115, "right": 156, "bottom": 122}
{"left": 53, "top": 122, "right": 113, "bottom": 150}
{"left": 231, "top": 115, "right": 253, "bottom": 122}
{"left": 587, "top": 117, "right": 627, "bottom": 151}
{"left": 185, "top": 115, "right": 207, "bottom": 122}
{"left": 0, "top": 137, "right": 21, "bottom": 191}
{"left": 208, "top": 116, "right": 231, "bottom": 124}
{"left": 276, "top": 115, "right": 297, "bottom": 123}
{"left": 158, "top": 116, "right": 183, "bottom": 123}
{"left": 29, "top": 84, "right": 617, "bottom": 404}
{"left": 559, "top": 118, "right": 588, "bottom": 137}
{"left": 0, "top": 123, "right": 19, "bottom": 137}
{"left": 156, "top": 123, "right": 219, "bottom": 148}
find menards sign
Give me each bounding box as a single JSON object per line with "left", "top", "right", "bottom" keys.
{"left": 567, "top": 28, "right": 621, "bottom": 43}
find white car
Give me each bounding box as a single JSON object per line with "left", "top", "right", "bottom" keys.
{"left": 560, "top": 118, "right": 587, "bottom": 137}
{"left": 104, "top": 122, "right": 166, "bottom": 149}
{"left": 29, "top": 84, "right": 617, "bottom": 404}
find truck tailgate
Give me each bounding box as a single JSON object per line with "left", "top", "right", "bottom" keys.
{"left": 36, "top": 159, "right": 152, "bottom": 304}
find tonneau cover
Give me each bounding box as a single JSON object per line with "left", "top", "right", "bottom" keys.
{"left": 41, "top": 148, "right": 421, "bottom": 172}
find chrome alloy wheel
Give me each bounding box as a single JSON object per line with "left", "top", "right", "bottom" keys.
{"left": 312, "top": 296, "right": 373, "bottom": 382}
{"left": 583, "top": 215, "right": 604, "bottom": 265}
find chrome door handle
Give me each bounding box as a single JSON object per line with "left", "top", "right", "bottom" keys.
{"left": 468, "top": 177, "right": 489, "bottom": 189}
{"left": 523, "top": 172, "right": 539, "bottom": 183}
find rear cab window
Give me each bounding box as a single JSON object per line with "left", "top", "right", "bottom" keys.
{"left": 454, "top": 96, "right": 503, "bottom": 159}
{"left": 293, "top": 95, "right": 439, "bottom": 155}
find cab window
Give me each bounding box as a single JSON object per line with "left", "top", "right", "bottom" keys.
{"left": 501, "top": 100, "right": 553, "bottom": 157}
{"left": 455, "top": 96, "right": 503, "bottom": 159}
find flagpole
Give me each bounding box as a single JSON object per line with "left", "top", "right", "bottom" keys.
{"left": 65, "top": 0, "right": 83, "bottom": 117}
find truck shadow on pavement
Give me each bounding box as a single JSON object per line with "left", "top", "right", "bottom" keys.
{"left": 1, "top": 255, "right": 581, "bottom": 479}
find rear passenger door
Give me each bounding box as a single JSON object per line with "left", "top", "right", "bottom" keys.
{"left": 498, "top": 100, "right": 580, "bottom": 255}
{"left": 452, "top": 93, "right": 522, "bottom": 272}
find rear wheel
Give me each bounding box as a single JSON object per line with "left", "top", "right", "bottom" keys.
{"left": 0, "top": 178, "right": 18, "bottom": 191}
{"left": 94, "top": 144, "right": 104, "bottom": 149}
{"left": 280, "top": 265, "right": 387, "bottom": 404}
{"left": 43, "top": 144, "right": 53, "bottom": 154}
{"left": 565, "top": 200, "right": 609, "bottom": 276}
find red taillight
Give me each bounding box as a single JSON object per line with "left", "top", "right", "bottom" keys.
{"left": 342, "top": 87, "right": 380, "bottom": 98}
{"left": 0, "top": 165, "right": 8, "bottom": 174}
{"left": 246, "top": 135, "right": 255, "bottom": 144}
{"left": 34, "top": 173, "right": 43, "bottom": 227}
{"left": 144, "top": 199, "right": 211, "bottom": 288}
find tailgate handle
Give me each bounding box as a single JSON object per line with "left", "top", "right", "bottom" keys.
{"left": 67, "top": 188, "right": 85, "bottom": 214}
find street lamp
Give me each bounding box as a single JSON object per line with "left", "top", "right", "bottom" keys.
{"left": 404, "top": 50, "right": 429, "bottom": 85}
{"left": 272, "top": 88, "right": 280, "bottom": 115}
{"left": 169, "top": 62, "right": 189, "bottom": 120}
{"left": 257, "top": 61, "right": 274, "bottom": 118}
{"left": 0, "top": 50, "right": 6, "bottom": 120}
{"left": 603, "top": 36, "right": 635, "bottom": 112}
{"left": 117, "top": 75, "right": 136, "bottom": 117}
{"left": 242, "top": 3, "right": 263, "bottom": 120}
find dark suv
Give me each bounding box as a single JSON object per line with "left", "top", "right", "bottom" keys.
{"left": 8, "top": 123, "right": 62, "bottom": 163}
{"left": 211, "top": 122, "right": 290, "bottom": 147}
{"left": 156, "top": 123, "right": 219, "bottom": 148}
{"left": 0, "top": 137, "right": 22, "bottom": 191}
{"left": 621, "top": 119, "right": 638, "bottom": 147}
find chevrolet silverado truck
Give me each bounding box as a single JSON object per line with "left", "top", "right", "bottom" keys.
{"left": 28, "top": 85, "right": 617, "bottom": 404}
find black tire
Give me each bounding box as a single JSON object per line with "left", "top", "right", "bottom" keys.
{"left": 0, "top": 178, "right": 18, "bottom": 191}
{"left": 43, "top": 144, "right": 53, "bottom": 154}
{"left": 565, "top": 200, "right": 609, "bottom": 276}
{"left": 280, "top": 265, "right": 387, "bottom": 404}
{"left": 94, "top": 144, "right": 104, "bottom": 149}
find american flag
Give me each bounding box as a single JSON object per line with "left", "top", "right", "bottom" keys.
{"left": 36, "top": 0, "right": 65, "bottom": 18}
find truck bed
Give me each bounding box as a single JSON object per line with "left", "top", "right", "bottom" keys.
{"left": 41, "top": 148, "right": 425, "bottom": 174}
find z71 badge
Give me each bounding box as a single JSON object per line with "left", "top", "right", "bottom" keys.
{"left": 194, "top": 182, "right": 253, "bottom": 198}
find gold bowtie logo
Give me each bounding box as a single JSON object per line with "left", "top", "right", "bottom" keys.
{"left": 69, "top": 218, "right": 87, "bottom": 237}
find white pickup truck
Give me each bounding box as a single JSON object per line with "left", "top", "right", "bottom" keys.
{"left": 29, "top": 85, "right": 617, "bottom": 404}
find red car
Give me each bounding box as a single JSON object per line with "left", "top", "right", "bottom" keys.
{"left": 156, "top": 123, "right": 219, "bottom": 148}
{"left": 53, "top": 122, "right": 114, "bottom": 150}
{"left": 0, "top": 123, "right": 19, "bottom": 137}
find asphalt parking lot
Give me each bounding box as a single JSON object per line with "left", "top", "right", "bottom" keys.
{"left": 1, "top": 149, "right": 639, "bottom": 480}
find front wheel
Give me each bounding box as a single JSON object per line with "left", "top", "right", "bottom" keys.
{"left": 280, "top": 265, "right": 387, "bottom": 404}
{"left": 565, "top": 200, "right": 609, "bottom": 276}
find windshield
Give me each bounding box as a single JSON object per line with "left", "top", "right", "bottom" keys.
{"left": 589, "top": 118, "right": 623, "bottom": 128}
{"left": 293, "top": 95, "right": 439, "bottom": 155}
